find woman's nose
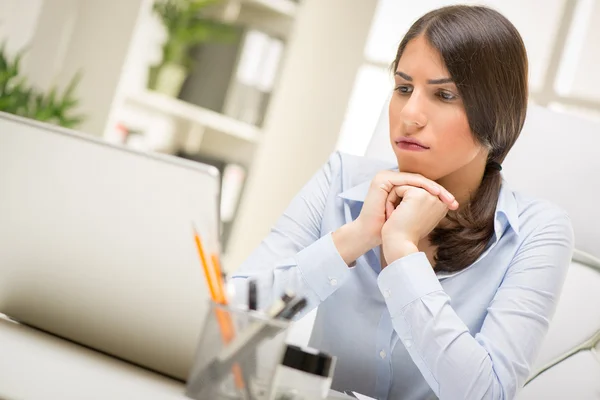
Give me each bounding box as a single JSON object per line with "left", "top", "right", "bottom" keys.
{"left": 400, "top": 93, "right": 428, "bottom": 131}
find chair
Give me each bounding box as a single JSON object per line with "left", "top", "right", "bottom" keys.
{"left": 366, "top": 97, "right": 600, "bottom": 399}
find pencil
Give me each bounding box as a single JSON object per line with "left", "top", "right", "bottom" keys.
{"left": 192, "top": 224, "right": 217, "bottom": 301}
{"left": 192, "top": 223, "right": 247, "bottom": 394}
{"left": 208, "top": 253, "right": 247, "bottom": 391}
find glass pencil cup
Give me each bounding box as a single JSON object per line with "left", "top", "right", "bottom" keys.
{"left": 186, "top": 301, "right": 290, "bottom": 400}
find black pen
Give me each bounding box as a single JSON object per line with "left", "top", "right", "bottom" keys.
{"left": 248, "top": 279, "right": 257, "bottom": 311}
{"left": 276, "top": 296, "right": 307, "bottom": 321}
{"left": 215, "top": 291, "right": 295, "bottom": 363}
{"left": 244, "top": 278, "right": 258, "bottom": 400}
{"left": 212, "top": 294, "right": 305, "bottom": 367}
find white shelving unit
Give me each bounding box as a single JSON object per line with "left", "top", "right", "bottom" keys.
{"left": 226, "top": 0, "right": 299, "bottom": 38}
{"left": 242, "top": 0, "right": 299, "bottom": 18}
{"left": 102, "top": 0, "right": 302, "bottom": 259}
{"left": 105, "top": 0, "right": 301, "bottom": 160}
{"left": 125, "top": 90, "right": 261, "bottom": 144}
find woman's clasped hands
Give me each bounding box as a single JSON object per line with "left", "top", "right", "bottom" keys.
{"left": 354, "top": 171, "right": 459, "bottom": 266}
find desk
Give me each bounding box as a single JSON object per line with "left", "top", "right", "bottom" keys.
{"left": 0, "top": 316, "right": 356, "bottom": 400}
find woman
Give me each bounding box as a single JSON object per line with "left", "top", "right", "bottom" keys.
{"left": 232, "top": 5, "right": 573, "bottom": 400}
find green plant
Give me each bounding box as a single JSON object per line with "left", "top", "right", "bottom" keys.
{"left": 0, "top": 43, "right": 85, "bottom": 128}
{"left": 152, "top": 0, "right": 239, "bottom": 69}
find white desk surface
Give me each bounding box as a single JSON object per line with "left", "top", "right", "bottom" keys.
{"left": 0, "top": 316, "right": 356, "bottom": 400}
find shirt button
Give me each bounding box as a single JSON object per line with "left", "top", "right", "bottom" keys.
{"left": 405, "top": 339, "right": 413, "bottom": 348}
{"left": 329, "top": 278, "right": 338, "bottom": 286}
{"left": 379, "top": 350, "right": 386, "bottom": 359}
{"left": 384, "top": 289, "right": 391, "bottom": 299}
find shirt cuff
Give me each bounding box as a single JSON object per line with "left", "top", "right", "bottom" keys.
{"left": 377, "top": 252, "right": 443, "bottom": 318}
{"left": 294, "top": 232, "right": 352, "bottom": 301}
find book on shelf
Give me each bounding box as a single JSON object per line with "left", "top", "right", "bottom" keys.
{"left": 178, "top": 26, "right": 284, "bottom": 127}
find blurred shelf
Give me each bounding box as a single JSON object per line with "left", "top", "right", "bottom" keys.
{"left": 124, "top": 91, "right": 261, "bottom": 144}
{"left": 241, "top": 0, "right": 299, "bottom": 18}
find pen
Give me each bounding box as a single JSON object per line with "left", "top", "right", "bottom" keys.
{"left": 268, "top": 291, "right": 295, "bottom": 317}
{"left": 248, "top": 279, "right": 257, "bottom": 311}
{"left": 215, "top": 291, "right": 295, "bottom": 362}
{"left": 215, "top": 292, "right": 303, "bottom": 363}
{"left": 244, "top": 279, "right": 258, "bottom": 400}
{"left": 276, "top": 297, "right": 307, "bottom": 321}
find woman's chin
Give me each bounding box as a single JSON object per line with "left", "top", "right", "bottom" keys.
{"left": 397, "top": 158, "right": 432, "bottom": 176}
{"left": 398, "top": 163, "right": 447, "bottom": 182}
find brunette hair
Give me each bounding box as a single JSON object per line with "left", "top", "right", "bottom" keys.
{"left": 392, "top": 5, "right": 528, "bottom": 272}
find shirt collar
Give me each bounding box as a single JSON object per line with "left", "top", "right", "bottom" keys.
{"left": 496, "top": 180, "right": 520, "bottom": 235}
{"left": 338, "top": 175, "right": 520, "bottom": 235}
{"left": 338, "top": 180, "right": 372, "bottom": 203}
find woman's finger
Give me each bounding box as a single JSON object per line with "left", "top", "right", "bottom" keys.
{"left": 387, "top": 184, "right": 459, "bottom": 214}
{"left": 385, "top": 185, "right": 411, "bottom": 219}
{"left": 377, "top": 171, "right": 456, "bottom": 206}
{"left": 386, "top": 199, "right": 394, "bottom": 220}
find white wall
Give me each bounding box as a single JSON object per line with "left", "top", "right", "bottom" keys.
{"left": 568, "top": 0, "right": 600, "bottom": 101}
{"left": 0, "top": 0, "right": 44, "bottom": 57}
{"left": 103, "top": 0, "right": 166, "bottom": 140}
{"left": 112, "top": 0, "right": 164, "bottom": 97}
{"left": 17, "top": 0, "right": 144, "bottom": 136}
{"left": 18, "top": 0, "right": 80, "bottom": 92}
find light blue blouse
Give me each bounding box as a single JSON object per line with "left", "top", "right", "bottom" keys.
{"left": 232, "top": 152, "right": 574, "bottom": 400}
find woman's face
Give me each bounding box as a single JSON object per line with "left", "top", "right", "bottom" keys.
{"left": 389, "top": 35, "right": 487, "bottom": 181}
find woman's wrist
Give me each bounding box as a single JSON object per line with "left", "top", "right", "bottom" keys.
{"left": 332, "top": 220, "right": 378, "bottom": 266}
{"left": 382, "top": 236, "right": 419, "bottom": 265}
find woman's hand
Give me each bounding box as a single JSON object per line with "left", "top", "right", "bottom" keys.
{"left": 381, "top": 186, "right": 450, "bottom": 264}
{"left": 354, "top": 171, "right": 458, "bottom": 249}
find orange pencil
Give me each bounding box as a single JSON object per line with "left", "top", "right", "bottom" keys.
{"left": 192, "top": 224, "right": 217, "bottom": 302}
{"left": 211, "top": 253, "right": 227, "bottom": 304}
{"left": 208, "top": 249, "right": 246, "bottom": 389}
{"left": 192, "top": 224, "right": 246, "bottom": 391}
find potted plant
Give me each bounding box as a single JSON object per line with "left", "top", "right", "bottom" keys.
{"left": 0, "top": 43, "right": 85, "bottom": 128}
{"left": 149, "top": 0, "right": 238, "bottom": 96}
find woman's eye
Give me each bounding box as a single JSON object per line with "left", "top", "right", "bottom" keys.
{"left": 395, "top": 85, "right": 413, "bottom": 95}
{"left": 438, "top": 90, "right": 457, "bottom": 101}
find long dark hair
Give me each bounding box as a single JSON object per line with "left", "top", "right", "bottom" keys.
{"left": 392, "top": 6, "right": 528, "bottom": 272}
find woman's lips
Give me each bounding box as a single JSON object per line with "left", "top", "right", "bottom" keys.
{"left": 395, "top": 138, "right": 430, "bottom": 151}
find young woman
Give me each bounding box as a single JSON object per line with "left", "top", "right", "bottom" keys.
{"left": 232, "top": 5, "right": 573, "bottom": 400}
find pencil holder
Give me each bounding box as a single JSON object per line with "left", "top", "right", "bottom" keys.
{"left": 186, "top": 301, "right": 290, "bottom": 400}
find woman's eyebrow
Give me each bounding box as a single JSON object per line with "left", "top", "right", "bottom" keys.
{"left": 428, "top": 77, "right": 453, "bottom": 84}
{"left": 395, "top": 71, "right": 453, "bottom": 84}
{"left": 395, "top": 71, "right": 413, "bottom": 81}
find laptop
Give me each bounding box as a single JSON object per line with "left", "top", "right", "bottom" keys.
{"left": 0, "top": 112, "right": 220, "bottom": 381}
